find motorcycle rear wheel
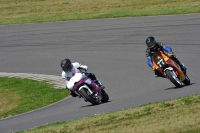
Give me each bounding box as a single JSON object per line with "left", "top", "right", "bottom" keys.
{"left": 165, "top": 69, "right": 182, "bottom": 88}
{"left": 101, "top": 89, "right": 109, "bottom": 103}
{"left": 183, "top": 74, "right": 190, "bottom": 85}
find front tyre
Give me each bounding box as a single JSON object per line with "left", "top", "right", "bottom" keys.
{"left": 165, "top": 69, "right": 182, "bottom": 88}
{"left": 79, "top": 88, "right": 100, "bottom": 105}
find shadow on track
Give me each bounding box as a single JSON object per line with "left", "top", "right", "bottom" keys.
{"left": 164, "top": 83, "right": 195, "bottom": 90}
{"left": 80, "top": 101, "right": 112, "bottom": 108}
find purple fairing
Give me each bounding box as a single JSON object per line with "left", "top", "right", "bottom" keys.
{"left": 90, "top": 81, "right": 101, "bottom": 95}
{"left": 72, "top": 77, "right": 89, "bottom": 92}
{"left": 72, "top": 76, "right": 101, "bottom": 95}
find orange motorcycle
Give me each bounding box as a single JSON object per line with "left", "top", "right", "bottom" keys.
{"left": 152, "top": 51, "right": 190, "bottom": 88}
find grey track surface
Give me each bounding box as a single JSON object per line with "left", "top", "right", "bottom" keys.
{"left": 0, "top": 14, "right": 200, "bottom": 132}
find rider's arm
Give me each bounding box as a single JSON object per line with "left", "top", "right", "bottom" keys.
{"left": 157, "top": 42, "right": 172, "bottom": 53}
{"left": 147, "top": 56, "right": 153, "bottom": 68}
{"left": 146, "top": 48, "right": 153, "bottom": 68}
{"left": 79, "top": 65, "right": 88, "bottom": 71}
{"left": 61, "top": 71, "right": 69, "bottom": 88}
{"left": 61, "top": 71, "right": 66, "bottom": 80}
{"left": 73, "top": 62, "right": 88, "bottom": 72}
{"left": 61, "top": 71, "right": 70, "bottom": 89}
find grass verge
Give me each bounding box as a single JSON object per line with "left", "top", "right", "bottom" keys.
{"left": 0, "top": 77, "right": 69, "bottom": 119}
{"left": 0, "top": 0, "right": 200, "bottom": 25}
{"left": 17, "top": 94, "right": 200, "bottom": 133}
{"left": 1, "top": 0, "right": 200, "bottom": 132}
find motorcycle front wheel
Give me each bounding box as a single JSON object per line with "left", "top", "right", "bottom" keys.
{"left": 165, "top": 69, "right": 182, "bottom": 88}
{"left": 79, "top": 88, "right": 100, "bottom": 105}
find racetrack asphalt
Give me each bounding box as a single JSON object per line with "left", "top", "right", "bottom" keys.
{"left": 0, "top": 14, "right": 200, "bottom": 133}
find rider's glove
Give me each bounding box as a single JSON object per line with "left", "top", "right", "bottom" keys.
{"left": 152, "top": 66, "right": 156, "bottom": 71}
{"left": 78, "top": 65, "right": 88, "bottom": 72}
{"left": 167, "top": 52, "right": 174, "bottom": 57}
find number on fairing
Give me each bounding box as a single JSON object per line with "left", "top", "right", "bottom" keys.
{"left": 157, "top": 59, "right": 165, "bottom": 67}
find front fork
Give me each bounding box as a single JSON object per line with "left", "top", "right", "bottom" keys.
{"left": 78, "top": 84, "right": 93, "bottom": 95}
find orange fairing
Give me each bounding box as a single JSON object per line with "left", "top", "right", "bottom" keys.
{"left": 152, "top": 51, "right": 185, "bottom": 82}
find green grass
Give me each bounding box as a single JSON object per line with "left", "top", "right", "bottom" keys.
{"left": 0, "top": 0, "right": 200, "bottom": 25}
{"left": 0, "top": 77, "right": 69, "bottom": 119}
{"left": 1, "top": 0, "right": 200, "bottom": 132}
{"left": 16, "top": 94, "right": 200, "bottom": 133}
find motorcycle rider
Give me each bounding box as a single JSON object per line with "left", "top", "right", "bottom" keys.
{"left": 145, "top": 36, "right": 187, "bottom": 77}
{"left": 60, "top": 58, "right": 104, "bottom": 98}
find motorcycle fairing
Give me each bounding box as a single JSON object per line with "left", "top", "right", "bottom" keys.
{"left": 72, "top": 77, "right": 89, "bottom": 92}
{"left": 152, "top": 51, "right": 185, "bottom": 82}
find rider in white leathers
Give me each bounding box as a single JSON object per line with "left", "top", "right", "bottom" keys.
{"left": 60, "top": 58, "right": 104, "bottom": 97}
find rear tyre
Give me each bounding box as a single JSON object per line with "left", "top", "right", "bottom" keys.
{"left": 101, "top": 89, "right": 109, "bottom": 103}
{"left": 165, "top": 69, "right": 182, "bottom": 88}
{"left": 79, "top": 88, "right": 100, "bottom": 105}
{"left": 183, "top": 75, "right": 190, "bottom": 85}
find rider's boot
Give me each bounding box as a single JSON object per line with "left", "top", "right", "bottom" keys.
{"left": 69, "top": 90, "right": 78, "bottom": 97}
{"left": 154, "top": 70, "right": 165, "bottom": 78}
